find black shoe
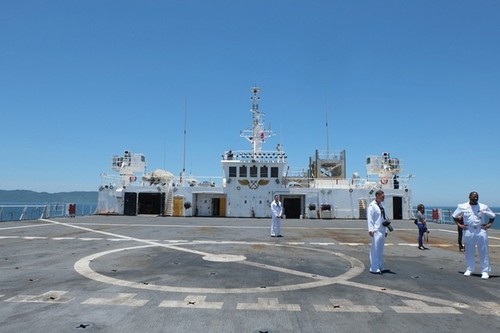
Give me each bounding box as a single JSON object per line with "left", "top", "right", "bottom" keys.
{"left": 418, "top": 246, "right": 424, "bottom": 250}
{"left": 277, "top": 235, "right": 283, "bottom": 237}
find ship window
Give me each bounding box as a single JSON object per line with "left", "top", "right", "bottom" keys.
{"left": 271, "top": 167, "right": 279, "bottom": 178}
{"left": 229, "top": 166, "right": 237, "bottom": 177}
{"left": 260, "top": 165, "right": 268, "bottom": 177}
{"left": 250, "top": 165, "right": 258, "bottom": 177}
{"left": 239, "top": 165, "right": 247, "bottom": 177}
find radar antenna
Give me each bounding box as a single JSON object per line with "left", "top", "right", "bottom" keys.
{"left": 240, "top": 86, "right": 275, "bottom": 159}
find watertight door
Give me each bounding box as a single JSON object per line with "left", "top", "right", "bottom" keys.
{"left": 124, "top": 192, "right": 137, "bottom": 216}
{"left": 392, "top": 196, "right": 403, "bottom": 220}
{"left": 173, "top": 196, "right": 183, "bottom": 217}
{"left": 219, "top": 196, "right": 226, "bottom": 217}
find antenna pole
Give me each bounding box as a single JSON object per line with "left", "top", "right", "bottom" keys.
{"left": 181, "top": 98, "right": 187, "bottom": 184}
{"left": 325, "top": 98, "right": 329, "bottom": 155}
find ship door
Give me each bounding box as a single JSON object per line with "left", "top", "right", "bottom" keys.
{"left": 283, "top": 196, "right": 302, "bottom": 219}
{"left": 173, "top": 196, "right": 184, "bottom": 217}
{"left": 219, "top": 196, "right": 226, "bottom": 217}
{"left": 392, "top": 196, "right": 403, "bottom": 220}
{"left": 211, "top": 198, "right": 220, "bottom": 216}
{"left": 138, "top": 192, "right": 165, "bottom": 215}
{"left": 124, "top": 192, "right": 137, "bottom": 216}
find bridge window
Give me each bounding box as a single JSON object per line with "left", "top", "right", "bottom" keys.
{"left": 229, "top": 166, "right": 237, "bottom": 177}
{"left": 260, "top": 165, "right": 268, "bottom": 177}
{"left": 250, "top": 165, "right": 258, "bottom": 177}
{"left": 271, "top": 167, "right": 279, "bottom": 178}
{"left": 239, "top": 165, "right": 247, "bottom": 177}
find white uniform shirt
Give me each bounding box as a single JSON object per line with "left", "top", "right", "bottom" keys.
{"left": 452, "top": 202, "right": 495, "bottom": 228}
{"left": 367, "top": 200, "right": 385, "bottom": 232}
{"left": 271, "top": 200, "right": 282, "bottom": 218}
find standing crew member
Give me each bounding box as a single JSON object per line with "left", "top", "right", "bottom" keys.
{"left": 416, "top": 204, "right": 429, "bottom": 250}
{"left": 452, "top": 191, "right": 495, "bottom": 279}
{"left": 367, "top": 190, "right": 388, "bottom": 274}
{"left": 270, "top": 194, "right": 283, "bottom": 237}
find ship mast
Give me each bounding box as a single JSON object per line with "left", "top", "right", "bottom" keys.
{"left": 240, "top": 86, "right": 274, "bottom": 160}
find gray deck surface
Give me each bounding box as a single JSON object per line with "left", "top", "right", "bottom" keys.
{"left": 1, "top": 216, "right": 499, "bottom": 332}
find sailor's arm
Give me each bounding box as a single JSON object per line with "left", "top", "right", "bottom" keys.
{"left": 482, "top": 207, "right": 495, "bottom": 230}
{"left": 453, "top": 214, "right": 465, "bottom": 229}
{"left": 483, "top": 217, "right": 495, "bottom": 230}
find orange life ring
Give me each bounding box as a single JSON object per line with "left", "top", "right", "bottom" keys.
{"left": 380, "top": 177, "right": 389, "bottom": 185}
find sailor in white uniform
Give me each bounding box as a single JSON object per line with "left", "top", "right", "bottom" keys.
{"left": 367, "top": 190, "right": 388, "bottom": 274}
{"left": 270, "top": 194, "right": 283, "bottom": 237}
{"left": 452, "top": 191, "right": 495, "bottom": 279}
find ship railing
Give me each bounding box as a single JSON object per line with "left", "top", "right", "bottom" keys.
{"left": 100, "top": 173, "right": 139, "bottom": 188}
{"left": 0, "top": 203, "right": 97, "bottom": 222}
{"left": 366, "top": 174, "right": 413, "bottom": 189}
{"left": 314, "top": 150, "right": 345, "bottom": 160}
{"left": 175, "top": 175, "right": 223, "bottom": 188}
{"left": 284, "top": 174, "right": 388, "bottom": 189}
{"left": 418, "top": 208, "right": 500, "bottom": 225}
{"left": 222, "top": 150, "right": 287, "bottom": 163}
{"left": 101, "top": 172, "right": 224, "bottom": 188}
{"left": 284, "top": 176, "right": 362, "bottom": 189}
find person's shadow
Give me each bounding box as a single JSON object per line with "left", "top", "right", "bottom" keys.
{"left": 381, "top": 269, "right": 396, "bottom": 275}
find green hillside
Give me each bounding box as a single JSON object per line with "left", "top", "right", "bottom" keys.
{"left": 0, "top": 190, "right": 98, "bottom": 203}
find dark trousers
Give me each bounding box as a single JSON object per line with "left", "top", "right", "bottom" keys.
{"left": 457, "top": 226, "right": 464, "bottom": 250}
{"left": 418, "top": 224, "right": 427, "bottom": 247}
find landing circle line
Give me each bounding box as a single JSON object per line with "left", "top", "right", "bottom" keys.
{"left": 74, "top": 242, "right": 365, "bottom": 294}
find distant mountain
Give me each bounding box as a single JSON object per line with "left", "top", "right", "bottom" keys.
{"left": 0, "top": 190, "right": 98, "bottom": 204}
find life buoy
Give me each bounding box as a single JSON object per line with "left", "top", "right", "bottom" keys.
{"left": 129, "top": 176, "right": 137, "bottom": 182}
{"left": 380, "top": 177, "right": 389, "bottom": 185}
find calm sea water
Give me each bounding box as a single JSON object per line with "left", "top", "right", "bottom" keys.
{"left": 425, "top": 206, "right": 500, "bottom": 230}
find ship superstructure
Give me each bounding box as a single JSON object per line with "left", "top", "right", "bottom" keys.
{"left": 96, "top": 86, "right": 414, "bottom": 220}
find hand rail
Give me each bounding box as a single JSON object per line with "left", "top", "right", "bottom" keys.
{"left": 0, "top": 203, "right": 97, "bottom": 222}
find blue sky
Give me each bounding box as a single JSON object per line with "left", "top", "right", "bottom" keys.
{"left": 1, "top": 1, "right": 499, "bottom": 207}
